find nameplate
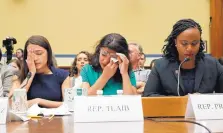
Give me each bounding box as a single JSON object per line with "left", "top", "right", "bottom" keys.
{"left": 73, "top": 95, "right": 143, "bottom": 122}
{"left": 0, "top": 98, "right": 8, "bottom": 124}
{"left": 185, "top": 94, "right": 223, "bottom": 120}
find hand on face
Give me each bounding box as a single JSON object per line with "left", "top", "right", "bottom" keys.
{"left": 103, "top": 59, "right": 119, "bottom": 80}
{"left": 116, "top": 53, "right": 129, "bottom": 75}
{"left": 26, "top": 49, "right": 36, "bottom": 73}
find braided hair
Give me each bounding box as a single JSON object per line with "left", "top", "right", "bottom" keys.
{"left": 162, "top": 19, "right": 205, "bottom": 61}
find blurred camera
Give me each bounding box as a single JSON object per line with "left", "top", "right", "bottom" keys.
{"left": 3, "top": 37, "right": 17, "bottom": 48}
{"left": 2, "top": 37, "right": 17, "bottom": 64}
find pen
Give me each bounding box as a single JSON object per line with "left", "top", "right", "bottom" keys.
{"left": 48, "top": 114, "right": 54, "bottom": 120}
{"left": 48, "top": 114, "right": 54, "bottom": 122}
{"left": 28, "top": 115, "right": 43, "bottom": 118}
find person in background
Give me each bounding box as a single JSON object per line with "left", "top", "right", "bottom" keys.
{"left": 149, "top": 59, "right": 157, "bottom": 69}
{"left": 69, "top": 51, "right": 91, "bottom": 88}
{"left": 9, "top": 35, "right": 70, "bottom": 108}
{"left": 218, "top": 57, "right": 223, "bottom": 65}
{"left": 7, "top": 59, "right": 22, "bottom": 97}
{"left": 8, "top": 59, "right": 22, "bottom": 71}
{"left": 52, "top": 53, "right": 58, "bottom": 68}
{"left": 143, "top": 19, "right": 223, "bottom": 97}
{"left": 0, "top": 49, "right": 18, "bottom": 97}
{"left": 15, "top": 48, "right": 24, "bottom": 61}
{"left": 129, "top": 43, "right": 151, "bottom": 94}
{"left": 139, "top": 53, "right": 146, "bottom": 69}
{"left": 81, "top": 33, "right": 136, "bottom": 95}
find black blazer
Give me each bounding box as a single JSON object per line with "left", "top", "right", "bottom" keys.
{"left": 143, "top": 56, "right": 223, "bottom": 96}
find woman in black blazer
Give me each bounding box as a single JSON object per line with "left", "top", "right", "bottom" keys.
{"left": 143, "top": 19, "right": 223, "bottom": 96}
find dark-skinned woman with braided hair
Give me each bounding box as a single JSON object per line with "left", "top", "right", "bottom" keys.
{"left": 143, "top": 19, "right": 223, "bottom": 97}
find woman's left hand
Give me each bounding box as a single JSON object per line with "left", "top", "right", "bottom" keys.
{"left": 116, "top": 53, "right": 129, "bottom": 75}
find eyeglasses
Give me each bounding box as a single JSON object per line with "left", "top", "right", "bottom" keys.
{"left": 100, "top": 49, "right": 117, "bottom": 58}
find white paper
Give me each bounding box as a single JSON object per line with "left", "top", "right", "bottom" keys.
{"left": 9, "top": 111, "right": 30, "bottom": 122}
{"left": 27, "top": 103, "right": 72, "bottom": 116}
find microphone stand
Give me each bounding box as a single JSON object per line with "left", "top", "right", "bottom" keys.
{"left": 177, "top": 58, "right": 190, "bottom": 96}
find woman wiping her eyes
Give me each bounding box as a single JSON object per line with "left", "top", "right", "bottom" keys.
{"left": 9, "top": 35, "right": 70, "bottom": 108}
{"left": 81, "top": 33, "right": 137, "bottom": 95}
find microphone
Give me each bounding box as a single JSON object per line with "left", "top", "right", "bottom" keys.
{"left": 21, "top": 72, "right": 32, "bottom": 89}
{"left": 177, "top": 57, "right": 190, "bottom": 96}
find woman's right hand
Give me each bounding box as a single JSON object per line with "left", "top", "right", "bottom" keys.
{"left": 102, "top": 60, "right": 118, "bottom": 80}
{"left": 26, "top": 49, "right": 36, "bottom": 74}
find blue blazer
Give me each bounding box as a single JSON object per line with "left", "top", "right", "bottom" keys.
{"left": 143, "top": 56, "right": 223, "bottom": 96}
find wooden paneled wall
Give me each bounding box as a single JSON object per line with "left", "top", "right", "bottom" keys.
{"left": 210, "top": 0, "right": 223, "bottom": 58}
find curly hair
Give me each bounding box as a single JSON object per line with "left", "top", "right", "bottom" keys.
{"left": 69, "top": 51, "right": 91, "bottom": 76}
{"left": 162, "top": 19, "right": 205, "bottom": 62}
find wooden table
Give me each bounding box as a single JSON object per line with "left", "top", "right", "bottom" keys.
{"left": 5, "top": 116, "right": 223, "bottom": 133}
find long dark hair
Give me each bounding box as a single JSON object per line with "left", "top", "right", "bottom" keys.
{"left": 20, "top": 35, "right": 53, "bottom": 82}
{"left": 10, "top": 59, "right": 22, "bottom": 70}
{"left": 69, "top": 51, "right": 91, "bottom": 76}
{"left": 162, "top": 19, "right": 205, "bottom": 61}
{"left": 91, "top": 33, "right": 131, "bottom": 83}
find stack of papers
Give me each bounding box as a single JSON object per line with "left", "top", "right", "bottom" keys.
{"left": 27, "top": 103, "right": 72, "bottom": 116}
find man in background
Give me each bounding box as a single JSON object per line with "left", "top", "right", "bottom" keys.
{"left": 15, "top": 48, "right": 23, "bottom": 61}
{"left": 128, "top": 43, "right": 150, "bottom": 94}
{"left": 139, "top": 53, "right": 146, "bottom": 69}
{"left": 0, "top": 49, "right": 18, "bottom": 97}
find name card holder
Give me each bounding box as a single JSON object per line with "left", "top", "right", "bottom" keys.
{"left": 0, "top": 98, "right": 9, "bottom": 124}
{"left": 73, "top": 95, "right": 143, "bottom": 122}
{"left": 185, "top": 94, "right": 223, "bottom": 120}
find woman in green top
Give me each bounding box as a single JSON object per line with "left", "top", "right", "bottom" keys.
{"left": 81, "top": 33, "right": 137, "bottom": 95}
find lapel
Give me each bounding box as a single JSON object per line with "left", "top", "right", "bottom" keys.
{"left": 194, "top": 59, "right": 204, "bottom": 92}
{"left": 170, "top": 61, "right": 186, "bottom": 94}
